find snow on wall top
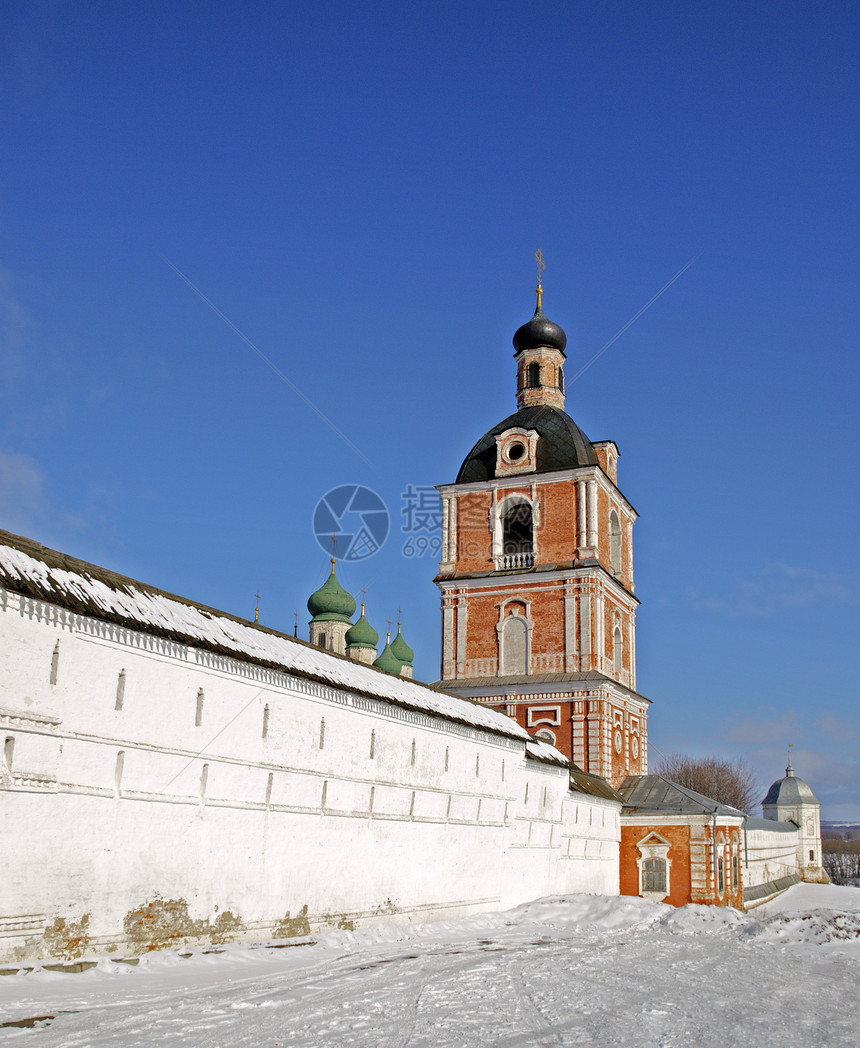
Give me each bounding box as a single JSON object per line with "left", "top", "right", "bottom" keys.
{"left": 745, "top": 817, "right": 802, "bottom": 835}
{"left": 0, "top": 531, "right": 528, "bottom": 743}
{"left": 525, "top": 738, "right": 571, "bottom": 768}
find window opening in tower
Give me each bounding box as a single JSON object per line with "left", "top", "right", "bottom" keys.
{"left": 502, "top": 504, "right": 533, "bottom": 556}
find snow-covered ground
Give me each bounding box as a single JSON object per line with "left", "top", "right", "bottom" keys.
{"left": 1, "top": 884, "right": 858, "bottom": 1046}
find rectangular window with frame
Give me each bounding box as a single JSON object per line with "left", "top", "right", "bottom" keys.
{"left": 642, "top": 858, "right": 666, "bottom": 893}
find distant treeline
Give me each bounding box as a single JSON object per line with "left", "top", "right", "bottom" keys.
{"left": 822, "top": 828, "right": 860, "bottom": 842}
{"left": 822, "top": 834, "right": 860, "bottom": 885}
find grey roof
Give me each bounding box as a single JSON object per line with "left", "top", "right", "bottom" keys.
{"left": 762, "top": 765, "right": 819, "bottom": 807}
{"left": 456, "top": 405, "right": 598, "bottom": 484}
{"left": 570, "top": 764, "right": 622, "bottom": 802}
{"left": 744, "top": 816, "right": 800, "bottom": 834}
{"left": 619, "top": 775, "right": 746, "bottom": 818}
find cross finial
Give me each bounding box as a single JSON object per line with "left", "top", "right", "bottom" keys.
{"left": 535, "top": 248, "right": 545, "bottom": 310}
{"left": 331, "top": 534, "right": 337, "bottom": 570}
{"left": 254, "top": 591, "right": 260, "bottom": 624}
{"left": 361, "top": 586, "right": 367, "bottom": 600}
{"left": 293, "top": 610, "right": 299, "bottom": 638}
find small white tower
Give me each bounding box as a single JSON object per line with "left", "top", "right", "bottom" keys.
{"left": 762, "top": 752, "right": 828, "bottom": 883}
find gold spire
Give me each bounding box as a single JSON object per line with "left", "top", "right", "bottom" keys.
{"left": 254, "top": 591, "right": 260, "bottom": 624}
{"left": 535, "top": 248, "right": 545, "bottom": 311}
{"left": 330, "top": 534, "right": 337, "bottom": 572}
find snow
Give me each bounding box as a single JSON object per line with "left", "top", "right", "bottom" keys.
{"left": 0, "top": 543, "right": 526, "bottom": 742}
{"left": 2, "top": 884, "right": 859, "bottom": 1045}
{"left": 524, "top": 738, "right": 571, "bottom": 767}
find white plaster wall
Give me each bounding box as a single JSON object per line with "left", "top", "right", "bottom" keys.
{"left": 0, "top": 589, "right": 620, "bottom": 962}
{"left": 743, "top": 825, "right": 801, "bottom": 889}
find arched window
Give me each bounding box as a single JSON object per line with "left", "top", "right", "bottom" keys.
{"left": 613, "top": 625, "right": 623, "bottom": 674}
{"left": 609, "top": 510, "right": 621, "bottom": 575}
{"left": 503, "top": 502, "right": 533, "bottom": 556}
{"left": 526, "top": 362, "right": 540, "bottom": 388}
{"left": 557, "top": 367, "right": 564, "bottom": 393}
{"left": 642, "top": 858, "right": 666, "bottom": 893}
{"left": 493, "top": 495, "right": 537, "bottom": 569}
{"left": 501, "top": 614, "right": 528, "bottom": 675}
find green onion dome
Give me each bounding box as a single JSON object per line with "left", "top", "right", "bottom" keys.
{"left": 307, "top": 560, "right": 357, "bottom": 623}
{"left": 345, "top": 603, "right": 379, "bottom": 649}
{"left": 390, "top": 623, "right": 414, "bottom": 666}
{"left": 373, "top": 636, "right": 403, "bottom": 674}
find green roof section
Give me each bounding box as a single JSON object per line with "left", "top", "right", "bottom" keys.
{"left": 345, "top": 603, "right": 379, "bottom": 649}
{"left": 373, "top": 636, "right": 403, "bottom": 674}
{"left": 307, "top": 560, "right": 357, "bottom": 623}
{"left": 390, "top": 622, "right": 414, "bottom": 665}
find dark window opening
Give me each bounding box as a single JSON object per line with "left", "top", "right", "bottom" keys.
{"left": 502, "top": 504, "right": 533, "bottom": 555}
{"left": 507, "top": 441, "right": 525, "bottom": 461}
{"left": 558, "top": 368, "right": 564, "bottom": 393}
{"left": 526, "top": 362, "right": 540, "bottom": 388}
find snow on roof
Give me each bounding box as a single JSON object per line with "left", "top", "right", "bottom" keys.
{"left": 525, "top": 737, "right": 571, "bottom": 768}
{"left": 744, "top": 817, "right": 801, "bottom": 834}
{"left": 0, "top": 531, "right": 527, "bottom": 743}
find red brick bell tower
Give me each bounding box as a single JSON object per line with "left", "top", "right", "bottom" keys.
{"left": 435, "top": 272, "right": 649, "bottom": 788}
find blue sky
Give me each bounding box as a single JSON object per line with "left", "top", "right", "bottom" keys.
{"left": 1, "top": 1, "right": 858, "bottom": 819}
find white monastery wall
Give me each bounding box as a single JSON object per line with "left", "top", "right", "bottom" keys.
{"left": 0, "top": 585, "right": 619, "bottom": 963}
{"left": 742, "top": 820, "right": 802, "bottom": 902}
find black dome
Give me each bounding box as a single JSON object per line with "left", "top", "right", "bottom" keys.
{"left": 512, "top": 307, "right": 567, "bottom": 355}
{"left": 456, "top": 405, "right": 598, "bottom": 483}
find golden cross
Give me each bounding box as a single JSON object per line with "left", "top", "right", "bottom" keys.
{"left": 254, "top": 591, "right": 260, "bottom": 623}
{"left": 535, "top": 249, "right": 545, "bottom": 309}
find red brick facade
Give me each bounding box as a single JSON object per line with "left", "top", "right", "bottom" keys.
{"left": 620, "top": 820, "right": 744, "bottom": 908}
{"left": 435, "top": 300, "right": 649, "bottom": 788}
